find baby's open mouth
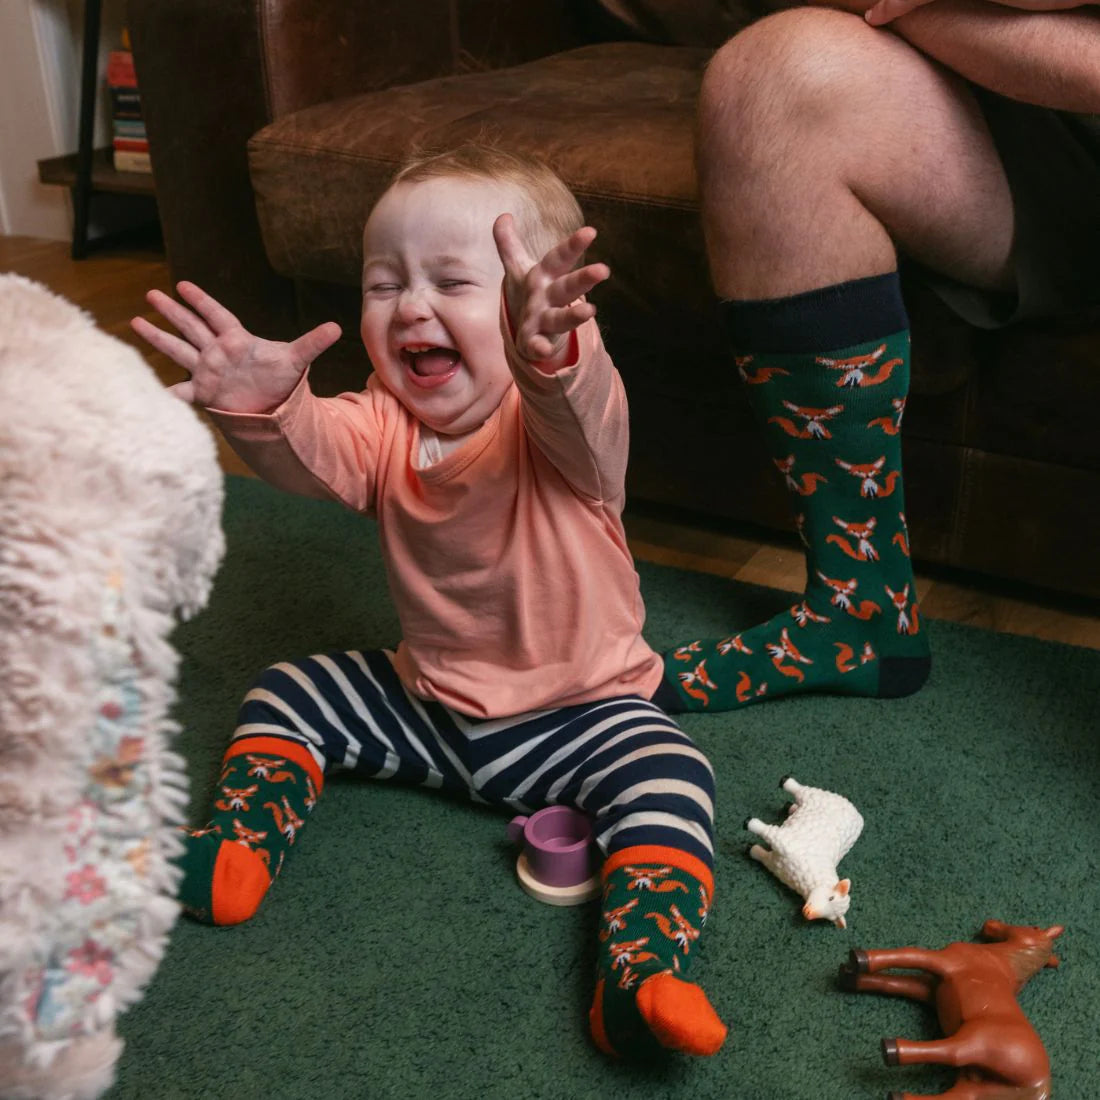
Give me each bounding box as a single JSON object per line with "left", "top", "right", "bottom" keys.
{"left": 402, "top": 345, "right": 460, "bottom": 379}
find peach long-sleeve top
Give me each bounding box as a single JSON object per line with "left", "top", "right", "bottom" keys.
{"left": 207, "top": 319, "right": 664, "bottom": 718}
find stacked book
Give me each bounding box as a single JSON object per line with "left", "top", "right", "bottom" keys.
{"left": 107, "top": 46, "right": 150, "bottom": 173}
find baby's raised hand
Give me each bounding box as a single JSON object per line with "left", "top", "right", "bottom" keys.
{"left": 493, "top": 215, "right": 610, "bottom": 369}
{"left": 131, "top": 281, "right": 341, "bottom": 413}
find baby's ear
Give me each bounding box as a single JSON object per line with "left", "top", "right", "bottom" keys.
{"left": 836, "top": 879, "right": 851, "bottom": 896}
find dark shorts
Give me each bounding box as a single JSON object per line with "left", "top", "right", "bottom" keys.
{"left": 909, "top": 91, "right": 1100, "bottom": 329}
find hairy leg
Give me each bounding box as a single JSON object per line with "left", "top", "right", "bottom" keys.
{"left": 696, "top": 7, "right": 1016, "bottom": 299}
{"left": 662, "top": 10, "right": 978, "bottom": 712}
{"left": 658, "top": 9, "right": 1015, "bottom": 712}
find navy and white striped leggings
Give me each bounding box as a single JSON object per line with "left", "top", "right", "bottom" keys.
{"left": 231, "top": 649, "right": 716, "bottom": 868}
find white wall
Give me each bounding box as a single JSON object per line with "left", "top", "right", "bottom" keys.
{"left": 0, "top": 0, "right": 128, "bottom": 241}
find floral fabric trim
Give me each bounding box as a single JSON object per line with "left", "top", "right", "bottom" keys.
{"left": 21, "top": 572, "right": 157, "bottom": 1042}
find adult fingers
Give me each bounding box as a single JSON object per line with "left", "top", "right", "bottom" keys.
{"left": 289, "top": 321, "right": 343, "bottom": 365}
{"left": 864, "top": 0, "right": 934, "bottom": 25}
{"left": 131, "top": 314, "right": 200, "bottom": 372}
{"left": 176, "top": 280, "right": 244, "bottom": 335}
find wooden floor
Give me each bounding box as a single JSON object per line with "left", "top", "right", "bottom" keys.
{"left": 5, "top": 233, "right": 1099, "bottom": 651}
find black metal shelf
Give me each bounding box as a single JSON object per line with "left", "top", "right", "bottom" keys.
{"left": 35, "top": 0, "right": 158, "bottom": 258}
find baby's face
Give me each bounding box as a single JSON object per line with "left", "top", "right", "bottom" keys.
{"left": 360, "top": 176, "right": 518, "bottom": 437}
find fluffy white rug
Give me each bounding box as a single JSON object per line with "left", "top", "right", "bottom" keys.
{"left": 0, "top": 274, "right": 224, "bottom": 1099}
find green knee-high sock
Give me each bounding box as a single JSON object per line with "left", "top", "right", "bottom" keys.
{"left": 664, "top": 273, "right": 930, "bottom": 712}
{"left": 176, "top": 736, "right": 324, "bottom": 925}
{"left": 589, "top": 846, "right": 727, "bottom": 1057}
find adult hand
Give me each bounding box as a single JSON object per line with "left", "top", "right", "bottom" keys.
{"left": 492, "top": 215, "right": 611, "bottom": 369}
{"left": 865, "top": 0, "right": 1087, "bottom": 26}
{"left": 131, "top": 281, "right": 341, "bottom": 413}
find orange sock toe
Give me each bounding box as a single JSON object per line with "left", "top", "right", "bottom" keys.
{"left": 636, "top": 972, "right": 728, "bottom": 1055}
{"left": 210, "top": 841, "right": 271, "bottom": 926}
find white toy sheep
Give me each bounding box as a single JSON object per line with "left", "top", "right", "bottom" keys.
{"left": 745, "top": 776, "right": 864, "bottom": 929}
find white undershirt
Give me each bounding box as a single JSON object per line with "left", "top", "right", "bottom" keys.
{"left": 416, "top": 424, "right": 469, "bottom": 468}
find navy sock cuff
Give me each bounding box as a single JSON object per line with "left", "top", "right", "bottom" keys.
{"left": 721, "top": 272, "right": 908, "bottom": 354}
{"left": 650, "top": 674, "right": 686, "bottom": 714}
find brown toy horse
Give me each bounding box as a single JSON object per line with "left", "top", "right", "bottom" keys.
{"left": 838, "top": 920, "right": 1063, "bottom": 1100}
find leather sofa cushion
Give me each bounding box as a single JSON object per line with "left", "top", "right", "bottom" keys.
{"left": 248, "top": 42, "right": 709, "bottom": 290}
{"left": 248, "top": 38, "right": 977, "bottom": 409}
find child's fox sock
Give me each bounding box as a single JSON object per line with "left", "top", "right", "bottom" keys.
{"left": 176, "top": 736, "right": 323, "bottom": 925}
{"left": 663, "top": 273, "right": 931, "bottom": 712}
{"left": 589, "top": 847, "right": 727, "bottom": 1057}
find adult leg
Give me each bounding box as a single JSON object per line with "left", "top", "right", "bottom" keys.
{"left": 697, "top": 7, "right": 1015, "bottom": 300}
{"left": 663, "top": 9, "right": 1014, "bottom": 711}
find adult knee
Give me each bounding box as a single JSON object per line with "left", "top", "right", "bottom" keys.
{"left": 697, "top": 9, "right": 882, "bottom": 175}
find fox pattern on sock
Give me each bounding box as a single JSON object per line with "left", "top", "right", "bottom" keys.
{"left": 189, "top": 749, "right": 311, "bottom": 860}
{"left": 665, "top": 327, "right": 930, "bottom": 712}
{"left": 590, "top": 852, "right": 725, "bottom": 1057}
{"left": 599, "top": 862, "right": 703, "bottom": 995}
{"left": 176, "top": 739, "right": 320, "bottom": 924}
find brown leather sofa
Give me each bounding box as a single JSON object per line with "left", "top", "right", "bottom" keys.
{"left": 128, "top": 0, "right": 1100, "bottom": 599}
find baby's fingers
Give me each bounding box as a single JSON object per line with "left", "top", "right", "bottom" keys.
{"left": 168, "top": 379, "right": 196, "bottom": 404}
{"left": 539, "top": 226, "right": 599, "bottom": 280}
{"left": 143, "top": 287, "right": 218, "bottom": 352}
{"left": 176, "top": 281, "right": 244, "bottom": 336}
{"left": 536, "top": 301, "right": 598, "bottom": 339}
{"left": 520, "top": 301, "right": 597, "bottom": 363}
{"left": 131, "top": 314, "right": 200, "bottom": 373}
{"left": 546, "top": 262, "right": 610, "bottom": 308}
{"left": 864, "top": 0, "right": 932, "bottom": 25}
{"left": 493, "top": 213, "right": 535, "bottom": 283}
{"left": 521, "top": 333, "right": 556, "bottom": 363}
{"left": 288, "top": 321, "right": 343, "bottom": 366}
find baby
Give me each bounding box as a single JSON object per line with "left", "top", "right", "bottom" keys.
{"left": 132, "top": 144, "right": 726, "bottom": 1059}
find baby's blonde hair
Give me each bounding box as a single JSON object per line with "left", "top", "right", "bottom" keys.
{"left": 387, "top": 143, "right": 584, "bottom": 258}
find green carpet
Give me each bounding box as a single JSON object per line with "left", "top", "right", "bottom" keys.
{"left": 109, "top": 476, "right": 1098, "bottom": 1099}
